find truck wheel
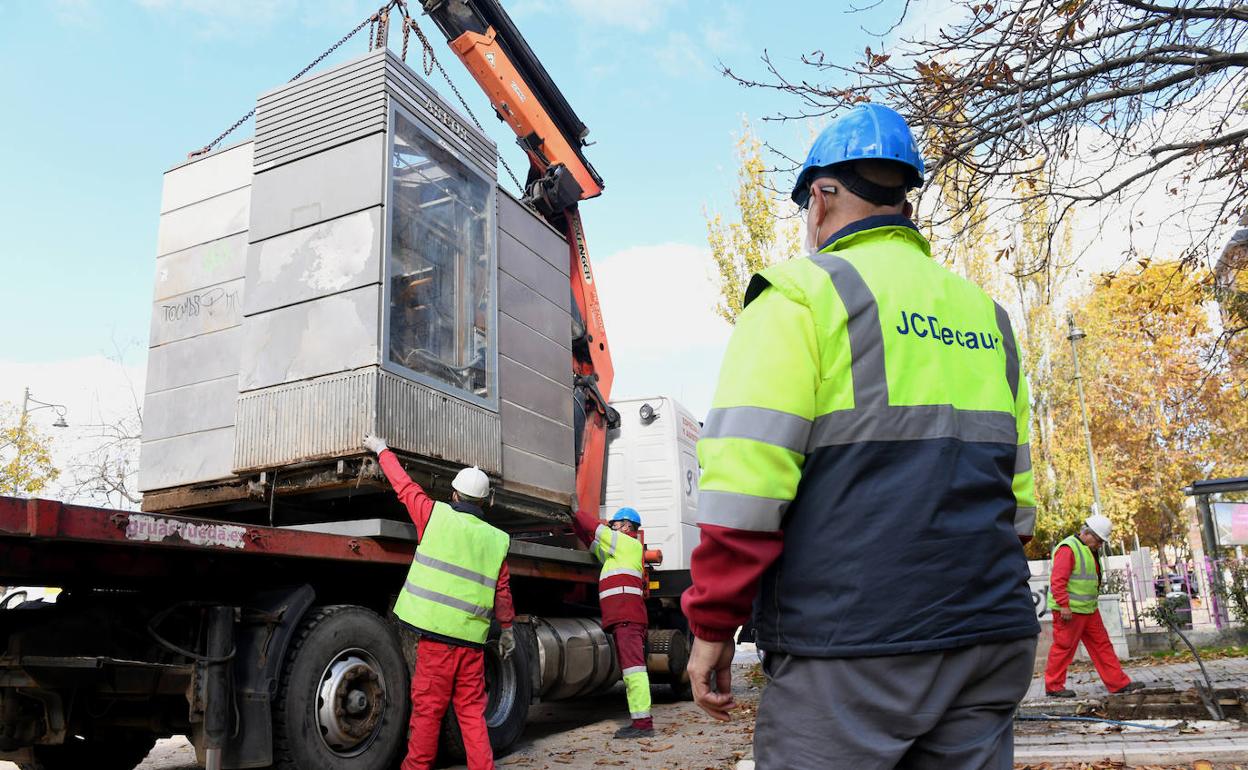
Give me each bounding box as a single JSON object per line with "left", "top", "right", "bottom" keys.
{"left": 440, "top": 625, "right": 533, "bottom": 762}
{"left": 272, "top": 605, "right": 409, "bottom": 770}
{"left": 647, "top": 629, "right": 693, "bottom": 700}
{"left": 18, "top": 733, "right": 156, "bottom": 770}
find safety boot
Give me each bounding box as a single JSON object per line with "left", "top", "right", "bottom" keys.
{"left": 614, "top": 724, "right": 655, "bottom": 739}
{"left": 1045, "top": 689, "right": 1077, "bottom": 698}
{"left": 1112, "top": 681, "right": 1145, "bottom": 694}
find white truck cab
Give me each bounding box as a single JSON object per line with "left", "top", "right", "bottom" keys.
{"left": 601, "top": 396, "right": 702, "bottom": 573}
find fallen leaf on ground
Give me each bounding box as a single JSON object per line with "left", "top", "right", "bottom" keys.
{"left": 639, "top": 742, "right": 675, "bottom": 753}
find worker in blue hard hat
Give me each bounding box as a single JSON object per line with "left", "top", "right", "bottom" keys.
{"left": 571, "top": 506, "right": 654, "bottom": 738}
{"left": 684, "top": 103, "right": 1040, "bottom": 768}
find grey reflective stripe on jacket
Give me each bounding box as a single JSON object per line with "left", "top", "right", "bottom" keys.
{"left": 403, "top": 581, "right": 494, "bottom": 618}
{"left": 698, "top": 489, "right": 791, "bottom": 532}
{"left": 807, "top": 405, "right": 1016, "bottom": 449}
{"left": 1014, "top": 506, "right": 1037, "bottom": 536}
{"left": 415, "top": 551, "right": 498, "bottom": 588}
{"left": 702, "top": 405, "right": 812, "bottom": 454}
{"left": 1015, "top": 443, "right": 1032, "bottom": 475}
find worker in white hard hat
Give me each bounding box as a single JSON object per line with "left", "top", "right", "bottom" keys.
{"left": 363, "top": 434, "right": 514, "bottom": 770}
{"left": 1044, "top": 513, "right": 1144, "bottom": 698}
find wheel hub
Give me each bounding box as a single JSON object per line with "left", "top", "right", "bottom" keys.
{"left": 317, "top": 649, "right": 386, "bottom": 757}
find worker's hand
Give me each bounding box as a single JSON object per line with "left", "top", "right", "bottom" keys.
{"left": 688, "top": 636, "right": 736, "bottom": 722}
{"left": 498, "top": 627, "right": 516, "bottom": 660}
{"left": 362, "top": 434, "right": 388, "bottom": 454}
{"left": 1060, "top": 607, "right": 1073, "bottom": 622}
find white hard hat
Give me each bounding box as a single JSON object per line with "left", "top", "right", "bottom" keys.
{"left": 1085, "top": 513, "right": 1112, "bottom": 542}
{"left": 452, "top": 466, "right": 490, "bottom": 500}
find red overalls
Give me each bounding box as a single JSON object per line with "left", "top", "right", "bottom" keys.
{"left": 379, "top": 450, "right": 515, "bottom": 770}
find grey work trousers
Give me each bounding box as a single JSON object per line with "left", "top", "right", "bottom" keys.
{"left": 754, "top": 636, "right": 1037, "bottom": 770}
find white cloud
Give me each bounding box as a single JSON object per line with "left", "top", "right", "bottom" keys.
{"left": 567, "top": 0, "right": 674, "bottom": 32}
{"left": 595, "top": 242, "right": 732, "bottom": 418}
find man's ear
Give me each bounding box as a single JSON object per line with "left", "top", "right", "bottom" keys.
{"left": 902, "top": 200, "right": 914, "bottom": 218}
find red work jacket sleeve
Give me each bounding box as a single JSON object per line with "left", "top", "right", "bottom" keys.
{"left": 378, "top": 449, "right": 435, "bottom": 540}
{"left": 1050, "top": 545, "right": 1074, "bottom": 609}
{"left": 571, "top": 509, "right": 600, "bottom": 548}
{"left": 494, "top": 562, "right": 515, "bottom": 629}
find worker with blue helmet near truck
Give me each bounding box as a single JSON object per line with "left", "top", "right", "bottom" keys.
{"left": 682, "top": 103, "right": 1041, "bottom": 768}
{"left": 572, "top": 506, "right": 654, "bottom": 738}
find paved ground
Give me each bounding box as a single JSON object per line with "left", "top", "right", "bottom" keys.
{"left": 1022, "top": 656, "right": 1248, "bottom": 707}
{"left": 5, "top": 657, "right": 1247, "bottom": 769}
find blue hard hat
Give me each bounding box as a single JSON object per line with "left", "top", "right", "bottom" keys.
{"left": 611, "top": 507, "right": 642, "bottom": 526}
{"left": 791, "top": 103, "right": 925, "bottom": 208}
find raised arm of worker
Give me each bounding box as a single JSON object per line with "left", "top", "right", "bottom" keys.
{"left": 364, "top": 434, "right": 435, "bottom": 539}
{"left": 681, "top": 284, "right": 818, "bottom": 721}
{"left": 572, "top": 509, "right": 617, "bottom": 562}
{"left": 363, "top": 434, "right": 516, "bottom": 651}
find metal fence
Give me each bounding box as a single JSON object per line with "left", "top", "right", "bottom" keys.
{"left": 1113, "top": 558, "right": 1236, "bottom": 632}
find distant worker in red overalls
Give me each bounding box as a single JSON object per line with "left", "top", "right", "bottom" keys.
{"left": 1045, "top": 513, "right": 1144, "bottom": 698}
{"left": 364, "top": 434, "right": 515, "bottom": 770}
{"left": 572, "top": 507, "right": 654, "bottom": 739}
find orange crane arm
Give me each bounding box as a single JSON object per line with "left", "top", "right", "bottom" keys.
{"left": 423, "top": 0, "right": 617, "bottom": 516}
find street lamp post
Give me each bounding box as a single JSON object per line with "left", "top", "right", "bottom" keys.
{"left": 12, "top": 387, "right": 69, "bottom": 496}
{"left": 1066, "top": 313, "right": 1103, "bottom": 518}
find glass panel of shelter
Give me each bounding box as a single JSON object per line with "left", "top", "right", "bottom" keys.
{"left": 388, "top": 110, "right": 494, "bottom": 402}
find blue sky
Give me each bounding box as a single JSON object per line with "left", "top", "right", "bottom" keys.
{"left": 0, "top": 0, "right": 905, "bottom": 417}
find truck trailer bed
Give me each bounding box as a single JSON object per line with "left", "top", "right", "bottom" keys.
{"left": 0, "top": 496, "right": 598, "bottom": 591}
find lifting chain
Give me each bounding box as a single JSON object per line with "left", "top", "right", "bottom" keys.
{"left": 189, "top": 5, "right": 387, "bottom": 158}
{"left": 189, "top": 0, "right": 525, "bottom": 196}
{"left": 409, "top": 17, "right": 524, "bottom": 194}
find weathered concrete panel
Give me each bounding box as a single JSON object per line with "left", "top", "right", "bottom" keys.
{"left": 499, "top": 230, "right": 570, "bottom": 312}
{"left": 499, "top": 356, "right": 570, "bottom": 424}
{"left": 499, "top": 313, "right": 568, "bottom": 384}
{"left": 156, "top": 187, "right": 251, "bottom": 257}
{"left": 153, "top": 233, "right": 248, "bottom": 302}
{"left": 149, "top": 279, "right": 245, "bottom": 347}
{"left": 238, "top": 284, "right": 380, "bottom": 392}
{"left": 248, "top": 133, "right": 386, "bottom": 243}
{"left": 498, "top": 271, "right": 571, "bottom": 349}
{"left": 245, "top": 207, "right": 382, "bottom": 315}
{"left": 142, "top": 376, "right": 237, "bottom": 441}
{"left": 499, "top": 193, "right": 569, "bottom": 276}
{"left": 138, "top": 427, "right": 236, "bottom": 492}
{"left": 160, "top": 141, "right": 254, "bottom": 214}
{"left": 501, "top": 400, "right": 573, "bottom": 465}
{"left": 145, "top": 326, "right": 241, "bottom": 393}
{"left": 502, "top": 444, "right": 574, "bottom": 498}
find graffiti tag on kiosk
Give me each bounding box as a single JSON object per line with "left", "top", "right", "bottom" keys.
{"left": 125, "top": 514, "right": 246, "bottom": 549}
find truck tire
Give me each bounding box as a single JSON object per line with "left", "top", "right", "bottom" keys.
{"left": 18, "top": 733, "right": 156, "bottom": 770}
{"left": 439, "top": 624, "right": 532, "bottom": 762}
{"left": 272, "top": 605, "right": 409, "bottom": 770}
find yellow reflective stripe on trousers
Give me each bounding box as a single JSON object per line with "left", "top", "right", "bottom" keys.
{"left": 403, "top": 580, "right": 494, "bottom": 618}
{"left": 599, "top": 586, "right": 644, "bottom": 600}
{"left": 414, "top": 551, "right": 498, "bottom": 588}
{"left": 702, "top": 405, "right": 812, "bottom": 454}
{"left": 623, "top": 669, "right": 651, "bottom": 719}
{"left": 697, "top": 489, "right": 789, "bottom": 531}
